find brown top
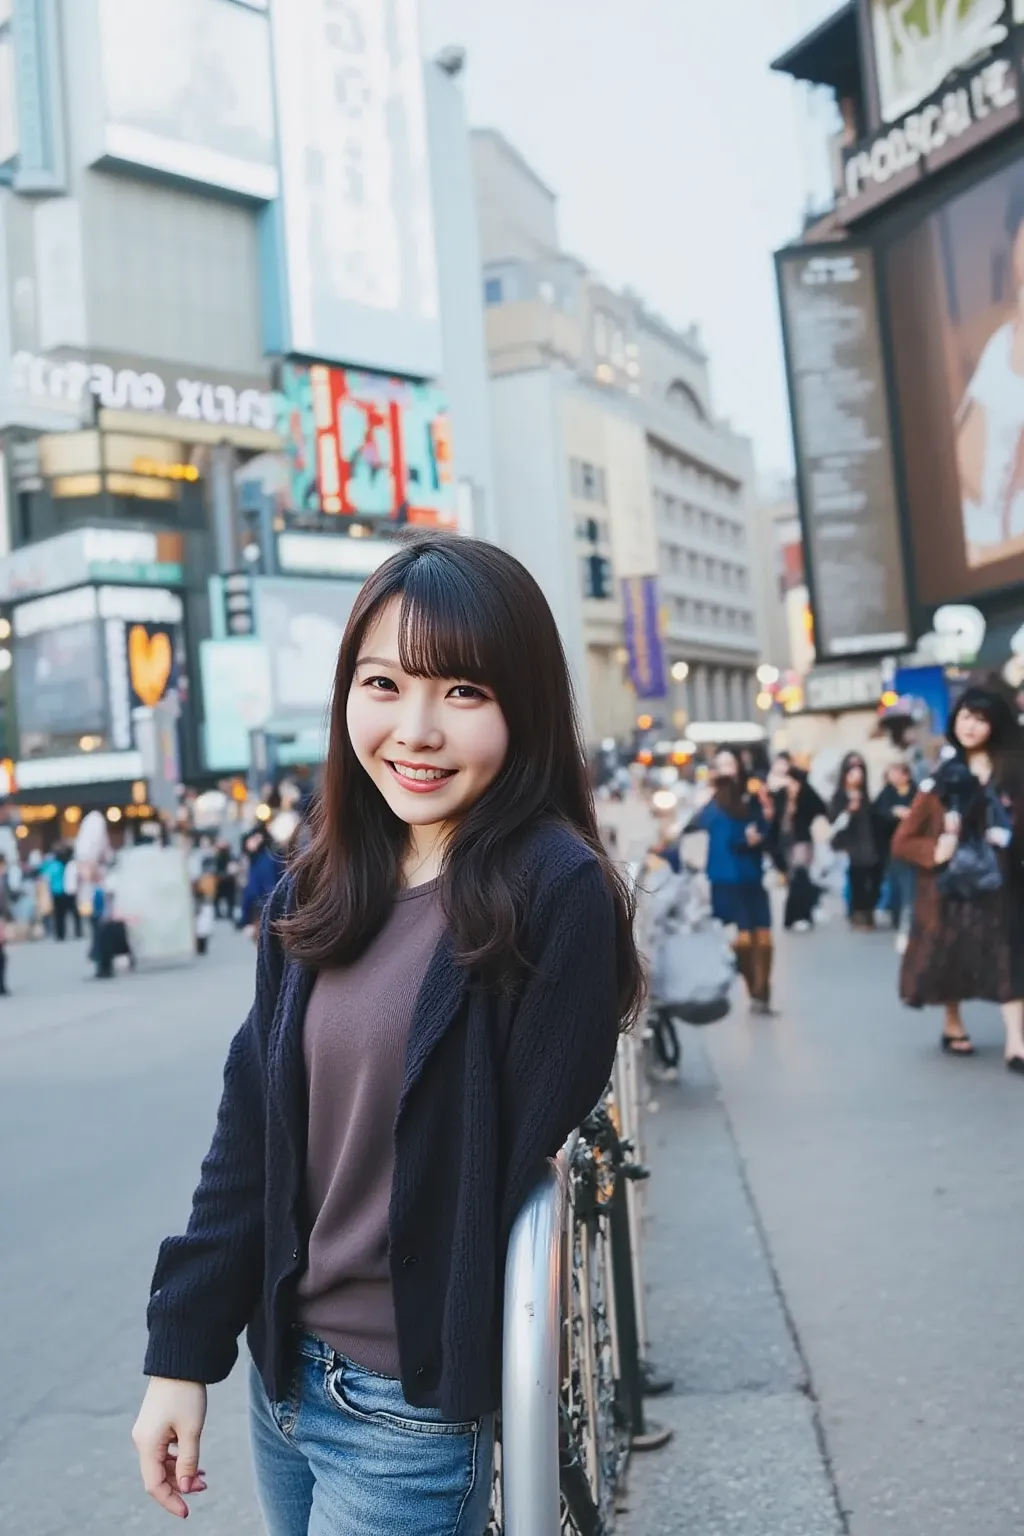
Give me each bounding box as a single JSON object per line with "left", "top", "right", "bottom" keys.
{"left": 295, "top": 879, "right": 446, "bottom": 1378}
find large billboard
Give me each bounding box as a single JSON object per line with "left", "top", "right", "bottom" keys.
{"left": 277, "top": 363, "right": 456, "bottom": 525}
{"left": 93, "top": 0, "right": 277, "bottom": 199}
{"left": 776, "top": 247, "right": 911, "bottom": 659}
{"left": 885, "top": 147, "right": 1024, "bottom": 604}
{"left": 267, "top": 0, "right": 441, "bottom": 377}
{"left": 864, "top": 1, "right": 1018, "bottom": 124}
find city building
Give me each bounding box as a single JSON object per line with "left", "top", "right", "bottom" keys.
{"left": 472, "top": 129, "right": 760, "bottom": 746}
{"left": 0, "top": 0, "right": 494, "bottom": 830}
{"left": 772, "top": 1, "right": 1024, "bottom": 728}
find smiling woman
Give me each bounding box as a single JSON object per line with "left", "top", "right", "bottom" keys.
{"left": 134, "top": 533, "right": 644, "bottom": 1536}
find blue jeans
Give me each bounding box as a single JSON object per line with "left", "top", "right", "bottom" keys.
{"left": 248, "top": 1333, "right": 495, "bottom": 1535}
{"left": 888, "top": 859, "right": 917, "bottom": 935}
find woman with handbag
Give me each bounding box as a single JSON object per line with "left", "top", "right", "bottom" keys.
{"left": 773, "top": 766, "right": 828, "bottom": 931}
{"left": 686, "top": 750, "right": 776, "bottom": 1014}
{"left": 893, "top": 684, "right": 1024, "bottom": 1070}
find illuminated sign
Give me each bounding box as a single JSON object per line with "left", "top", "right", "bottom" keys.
{"left": 865, "top": 0, "right": 1018, "bottom": 124}
{"left": 11, "top": 350, "right": 275, "bottom": 429}
{"left": 131, "top": 458, "right": 200, "bottom": 482}
{"left": 277, "top": 363, "right": 456, "bottom": 526}
{"left": 844, "top": 44, "right": 1021, "bottom": 217}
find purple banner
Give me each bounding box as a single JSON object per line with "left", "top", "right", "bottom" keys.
{"left": 621, "top": 575, "right": 668, "bottom": 700}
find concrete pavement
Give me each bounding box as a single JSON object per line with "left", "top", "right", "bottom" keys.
{"left": 3, "top": 907, "right": 1024, "bottom": 1534}
{"left": 620, "top": 905, "right": 1024, "bottom": 1536}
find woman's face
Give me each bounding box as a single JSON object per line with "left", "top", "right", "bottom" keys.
{"left": 714, "top": 750, "right": 739, "bottom": 780}
{"left": 347, "top": 597, "right": 510, "bottom": 838}
{"left": 845, "top": 764, "right": 865, "bottom": 791}
{"left": 954, "top": 707, "right": 992, "bottom": 752}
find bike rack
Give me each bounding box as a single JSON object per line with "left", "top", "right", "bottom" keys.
{"left": 501, "top": 1132, "right": 576, "bottom": 1536}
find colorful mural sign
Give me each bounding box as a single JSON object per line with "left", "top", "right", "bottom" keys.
{"left": 277, "top": 362, "right": 456, "bottom": 526}
{"left": 621, "top": 575, "right": 668, "bottom": 700}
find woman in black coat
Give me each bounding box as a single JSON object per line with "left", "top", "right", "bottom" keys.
{"left": 772, "top": 766, "right": 828, "bottom": 929}
{"left": 829, "top": 760, "right": 886, "bottom": 928}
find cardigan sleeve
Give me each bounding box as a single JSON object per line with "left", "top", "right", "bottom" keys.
{"left": 498, "top": 858, "right": 620, "bottom": 1243}
{"left": 891, "top": 790, "right": 941, "bottom": 870}
{"left": 143, "top": 882, "right": 288, "bottom": 1384}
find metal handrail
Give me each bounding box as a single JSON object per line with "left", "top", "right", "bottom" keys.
{"left": 501, "top": 1131, "right": 577, "bottom": 1536}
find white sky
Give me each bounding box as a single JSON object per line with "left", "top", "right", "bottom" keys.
{"left": 421, "top": 0, "right": 842, "bottom": 479}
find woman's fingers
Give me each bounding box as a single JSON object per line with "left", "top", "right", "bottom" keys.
{"left": 137, "top": 1441, "right": 188, "bottom": 1519}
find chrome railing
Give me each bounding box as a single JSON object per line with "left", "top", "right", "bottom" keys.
{"left": 500, "top": 1133, "right": 576, "bottom": 1536}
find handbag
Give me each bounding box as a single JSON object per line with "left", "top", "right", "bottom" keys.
{"left": 937, "top": 835, "right": 1003, "bottom": 900}
{"left": 652, "top": 923, "right": 734, "bottom": 1026}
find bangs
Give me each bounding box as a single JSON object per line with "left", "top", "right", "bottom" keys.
{"left": 393, "top": 552, "right": 505, "bottom": 688}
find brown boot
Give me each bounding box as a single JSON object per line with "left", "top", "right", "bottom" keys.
{"left": 751, "top": 930, "right": 777, "bottom": 1015}
{"left": 733, "top": 935, "right": 756, "bottom": 999}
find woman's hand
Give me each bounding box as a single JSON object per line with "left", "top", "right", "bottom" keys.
{"left": 132, "top": 1378, "right": 208, "bottom": 1519}
{"left": 986, "top": 826, "right": 1012, "bottom": 849}
{"left": 744, "top": 824, "right": 763, "bottom": 847}
{"left": 934, "top": 832, "right": 958, "bottom": 866}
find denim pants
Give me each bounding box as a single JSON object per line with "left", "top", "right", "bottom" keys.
{"left": 248, "top": 1333, "right": 495, "bottom": 1536}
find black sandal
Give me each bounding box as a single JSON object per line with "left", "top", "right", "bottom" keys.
{"left": 1006, "top": 1057, "right": 1024, "bottom": 1075}
{"left": 941, "top": 1033, "right": 976, "bottom": 1057}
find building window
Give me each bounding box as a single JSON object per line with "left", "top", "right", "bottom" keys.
{"left": 484, "top": 276, "right": 504, "bottom": 306}
{"left": 538, "top": 279, "right": 555, "bottom": 304}
{"left": 571, "top": 459, "right": 606, "bottom": 504}
{"left": 695, "top": 602, "right": 706, "bottom": 626}
{"left": 594, "top": 311, "right": 608, "bottom": 357}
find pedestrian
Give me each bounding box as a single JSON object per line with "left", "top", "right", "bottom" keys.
{"left": 685, "top": 749, "right": 776, "bottom": 1013}
{"left": 893, "top": 683, "right": 1024, "bottom": 1069}
{"left": 0, "top": 853, "right": 13, "bottom": 994}
{"left": 39, "top": 846, "right": 68, "bottom": 938}
{"left": 829, "top": 760, "right": 885, "bottom": 928}
{"left": 874, "top": 760, "right": 917, "bottom": 949}
{"left": 773, "top": 765, "right": 828, "bottom": 930}
{"left": 61, "top": 850, "right": 83, "bottom": 939}
{"left": 131, "top": 533, "right": 643, "bottom": 1530}
{"left": 237, "top": 826, "right": 285, "bottom": 935}
{"left": 213, "top": 839, "right": 237, "bottom": 920}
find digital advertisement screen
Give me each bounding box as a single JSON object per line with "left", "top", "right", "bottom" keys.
{"left": 884, "top": 147, "right": 1024, "bottom": 604}
{"left": 254, "top": 577, "right": 363, "bottom": 722}
{"left": 268, "top": 0, "right": 441, "bottom": 377}
{"left": 14, "top": 620, "right": 107, "bottom": 745}
{"left": 277, "top": 363, "right": 457, "bottom": 526}
{"left": 95, "top": 0, "right": 277, "bottom": 199}
{"left": 777, "top": 248, "right": 910, "bottom": 658}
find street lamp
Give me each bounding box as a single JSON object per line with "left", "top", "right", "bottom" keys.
{"left": 756, "top": 663, "right": 780, "bottom": 686}
{"left": 670, "top": 660, "right": 689, "bottom": 683}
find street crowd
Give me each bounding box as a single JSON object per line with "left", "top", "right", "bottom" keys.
{"left": 640, "top": 675, "right": 1024, "bottom": 1070}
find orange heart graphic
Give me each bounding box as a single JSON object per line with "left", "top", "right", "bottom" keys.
{"left": 128, "top": 626, "right": 172, "bottom": 707}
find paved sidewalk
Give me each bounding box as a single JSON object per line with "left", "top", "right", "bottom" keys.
{"left": 619, "top": 908, "right": 1024, "bottom": 1536}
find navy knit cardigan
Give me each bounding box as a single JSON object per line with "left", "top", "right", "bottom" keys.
{"left": 144, "top": 822, "right": 621, "bottom": 1421}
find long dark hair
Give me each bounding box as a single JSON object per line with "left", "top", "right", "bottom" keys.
{"left": 277, "top": 534, "right": 644, "bottom": 1025}
{"left": 946, "top": 676, "right": 1024, "bottom": 830}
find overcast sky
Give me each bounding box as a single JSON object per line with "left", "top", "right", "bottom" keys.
{"left": 421, "top": 0, "right": 841, "bottom": 481}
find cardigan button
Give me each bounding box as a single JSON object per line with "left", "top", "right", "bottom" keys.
{"left": 402, "top": 1253, "right": 419, "bottom": 1269}
{"left": 292, "top": 1248, "right": 300, "bottom": 1261}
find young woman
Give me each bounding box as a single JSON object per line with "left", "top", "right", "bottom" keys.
{"left": 874, "top": 761, "right": 917, "bottom": 950}
{"left": 686, "top": 750, "right": 775, "bottom": 1014}
{"left": 132, "top": 535, "right": 643, "bottom": 1532}
{"left": 829, "top": 759, "right": 885, "bottom": 928}
{"left": 894, "top": 684, "right": 1024, "bottom": 1069}
{"left": 772, "top": 765, "right": 827, "bottom": 931}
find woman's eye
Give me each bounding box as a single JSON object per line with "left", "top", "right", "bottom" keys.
{"left": 364, "top": 676, "right": 398, "bottom": 693}
{"left": 449, "top": 683, "right": 488, "bottom": 701}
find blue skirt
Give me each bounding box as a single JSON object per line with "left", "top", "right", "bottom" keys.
{"left": 711, "top": 882, "right": 771, "bottom": 932}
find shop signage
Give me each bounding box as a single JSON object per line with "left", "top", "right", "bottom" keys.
{"left": 10, "top": 350, "right": 276, "bottom": 430}
{"left": 843, "top": 43, "right": 1022, "bottom": 219}
{"left": 14, "top": 749, "right": 145, "bottom": 790}
{"left": 804, "top": 665, "right": 884, "bottom": 713}
{"left": 275, "top": 531, "right": 395, "bottom": 580}
{"left": 862, "top": 0, "right": 1021, "bottom": 125}
{"left": 0, "top": 528, "right": 184, "bottom": 603}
